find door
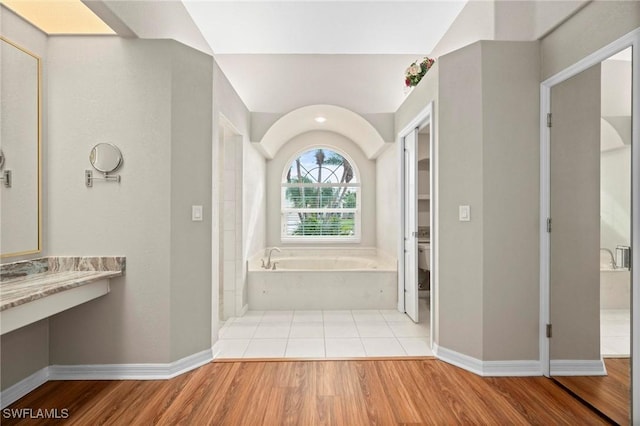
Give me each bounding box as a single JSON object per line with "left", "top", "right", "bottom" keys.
{"left": 547, "top": 47, "right": 634, "bottom": 424}
{"left": 549, "top": 63, "right": 602, "bottom": 373}
{"left": 404, "top": 128, "right": 419, "bottom": 322}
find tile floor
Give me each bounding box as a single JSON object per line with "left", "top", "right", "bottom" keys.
{"left": 601, "top": 309, "right": 630, "bottom": 357}
{"left": 212, "top": 298, "right": 432, "bottom": 359}
{"left": 213, "top": 303, "right": 629, "bottom": 359}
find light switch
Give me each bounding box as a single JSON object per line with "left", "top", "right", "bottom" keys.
{"left": 192, "top": 205, "right": 203, "bottom": 221}
{"left": 459, "top": 205, "right": 470, "bottom": 222}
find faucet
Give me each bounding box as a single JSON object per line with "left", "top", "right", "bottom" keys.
{"left": 262, "top": 247, "right": 281, "bottom": 269}
{"left": 600, "top": 248, "right": 616, "bottom": 269}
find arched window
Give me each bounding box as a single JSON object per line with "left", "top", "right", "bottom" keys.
{"left": 281, "top": 148, "right": 360, "bottom": 241}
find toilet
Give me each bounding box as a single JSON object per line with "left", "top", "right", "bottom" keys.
{"left": 418, "top": 241, "right": 430, "bottom": 291}
{"left": 418, "top": 242, "right": 430, "bottom": 271}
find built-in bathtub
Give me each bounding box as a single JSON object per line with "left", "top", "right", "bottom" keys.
{"left": 247, "top": 248, "right": 397, "bottom": 310}
{"left": 600, "top": 267, "right": 630, "bottom": 310}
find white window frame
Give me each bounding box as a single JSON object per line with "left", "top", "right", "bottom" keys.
{"left": 281, "top": 147, "right": 361, "bottom": 243}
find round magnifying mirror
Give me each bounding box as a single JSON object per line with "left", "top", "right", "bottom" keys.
{"left": 0, "top": 149, "right": 4, "bottom": 170}
{"left": 89, "top": 143, "right": 123, "bottom": 173}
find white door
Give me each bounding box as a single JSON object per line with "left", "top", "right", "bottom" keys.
{"left": 404, "top": 128, "right": 419, "bottom": 322}
{"left": 548, "top": 64, "right": 602, "bottom": 374}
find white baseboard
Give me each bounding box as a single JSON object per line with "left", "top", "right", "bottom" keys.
{"left": 49, "top": 348, "right": 213, "bottom": 380}
{"left": 1, "top": 367, "right": 49, "bottom": 409}
{"left": 0, "top": 348, "right": 213, "bottom": 408}
{"left": 550, "top": 359, "right": 607, "bottom": 376}
{"left": 433, "top": 343, "right": 542, "bottom": 377}
{"left": 433, "top": 343, "right": 484, "bottom": 375}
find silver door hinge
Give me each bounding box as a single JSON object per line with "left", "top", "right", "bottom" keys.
{"left": 547, "top": 113, "right": 552, "bottom": 128}
{"left": 546, "top": 218, "right": 552, "bottom": 233}
{"left": 546, "top": 324, "right": 552, "bottom": 338}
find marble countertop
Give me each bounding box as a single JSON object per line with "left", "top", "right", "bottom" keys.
{"left": 0, "top": 256, "right": 125, "bottom": 311}
{"left": 0, "top": 270, "right": 123, "bottom": 311}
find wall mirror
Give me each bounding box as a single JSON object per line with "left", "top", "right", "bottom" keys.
{"left": 89, "top": 143, "right": 123, "bottom": 174}
{"left": 542, "top": 32, "right": 638, "bottom": 424}
{"left": 0, "top": 37, "right": 41, "bottom": 258}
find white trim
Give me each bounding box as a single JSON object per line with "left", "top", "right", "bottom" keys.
{"left": 396, "top": 101, "right": 437, "bottom": 322}
{"left": 427, "top": 105, "right": 436, "bottom": 350}
{"left": 0, "top": 349, "right": 213, "bottom": 409}
{"left": 0, "top": 367, "right": 49, "bottom": 409}
{"left": 433, "top": 343, "right": 484, "bottom": 376}
{"left": 539, "top": 27, "right": 640, "bottom": 421}
{"left": 483, "top": 360, "right": 542, "bottom": 377}
{"left": 48, "top": 348, "right": 213, "bottom": 381}
{"left": 539, "top": 80, "right": 551, "bottom": 377}
{"left": 433, "top": 343, "right": 541, "bottom": 377}
{"left": 397, "top": 133, "right": 405, "bottom": 313}
{"left": 549, "top": 359, "right": 607, "bottom": 376}
{"left": 632, "top": 26, "right": 640, "bottom": 424}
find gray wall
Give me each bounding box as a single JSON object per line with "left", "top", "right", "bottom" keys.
{"left": 480, "top": 41, "right": 540, "bottom": 361}
{"left": 541, "top": 0, "right": 640, "bottom": 80}
{"left": 0, "top": 36, "right": 215, "bottom": 369}
{"left": 169, "top": 43, "right": 213, "bottom": 361}
{"left": 437, "top": 42, "right": 485, "bottom": 359}
{"left": 394, "top": 41, "right": 540, "bottom": 361}
{"left": 47, "top": 37, "right": 174, "bottom": 364}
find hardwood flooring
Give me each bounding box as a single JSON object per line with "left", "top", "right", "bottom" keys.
{"left": 553, "top": 358, "right": 630, "bottom": 425}
{"left": 4, "top": 359, "right": 609, "bottom": 425}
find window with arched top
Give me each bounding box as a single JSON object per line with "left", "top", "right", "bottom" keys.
{"left": 281, "top": 147, "right": 360, "bottom": 242}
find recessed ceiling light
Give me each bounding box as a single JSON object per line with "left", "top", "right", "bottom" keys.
{"left": 315, "top": 116, "right": 327, "bottom": 123}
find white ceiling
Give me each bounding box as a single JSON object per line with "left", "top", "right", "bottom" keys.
{"left": 182, "top": 1, "right": 467, "bottom": 113}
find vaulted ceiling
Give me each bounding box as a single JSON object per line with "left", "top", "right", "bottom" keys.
{"left": 182, "top": 1, "right": 467, "bottom": 114}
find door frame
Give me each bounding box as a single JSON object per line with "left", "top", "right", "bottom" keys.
{"left": 398, "top": 102, "right": 435, "bottom": 342}
{"left": 539, "top": 27, "right": 640, "bottom": 419}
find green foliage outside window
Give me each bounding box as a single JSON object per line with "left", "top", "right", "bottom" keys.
{"left": 283, "top": 148, "right": 359, "bottom": 238}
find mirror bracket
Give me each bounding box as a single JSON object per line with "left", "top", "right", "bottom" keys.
{"left": 0, "top": 170, "right": 11, "bottom": 188}
{"left": 85, "top": 170, "right": 121, "bottom": 188}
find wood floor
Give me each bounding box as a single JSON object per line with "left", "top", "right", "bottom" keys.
{"left": 554, "top": 358, "right": 630, "bottom": 426}
{"left": 4, "top": 359, "right": 609, "bottom": 425}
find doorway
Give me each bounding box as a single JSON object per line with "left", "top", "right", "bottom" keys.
{"left": 541, "top": 31, "right": 639, "bottom": 423}
{"left": 399, "top": 102, "right": 435, "bottom": 348}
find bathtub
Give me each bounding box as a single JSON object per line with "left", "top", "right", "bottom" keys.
{"left": 247, "top": 248, "right": 397, "bottom": 310}
{"left": 600, "top": 267, "right": 630, "bottom": 310}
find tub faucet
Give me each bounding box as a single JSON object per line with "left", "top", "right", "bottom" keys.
{"left": 262, "top": 247, "right": 281, "bottom": 269}
{"left": 600, "top": 248, "right": 617, "bottom": 269}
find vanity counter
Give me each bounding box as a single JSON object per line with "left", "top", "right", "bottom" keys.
{"left": 0, "top": 256, "right": 125, "bottom": 334}
{"left": 1, "top": 270, "right": 123, "bottom": 311}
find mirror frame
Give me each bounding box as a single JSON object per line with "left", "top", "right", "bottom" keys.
{"left": 89, "top": 143, "right": 123, "bottom": 174}
{"left": 0, "top": 37, "right": 42, "bottom": 259}
{"left": 540, "top": 28, "right": 640, "bottom": 421}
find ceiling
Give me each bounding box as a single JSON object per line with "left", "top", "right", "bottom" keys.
{"left": 182, "top": 1, "right": 467, "bottom": 114}
{"left": 1, "top": 0, "right": 115, "bottom": 34}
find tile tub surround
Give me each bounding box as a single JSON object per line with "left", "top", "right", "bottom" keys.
{"left": 0, "top": 257, "right": 125, "bottom": 311}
